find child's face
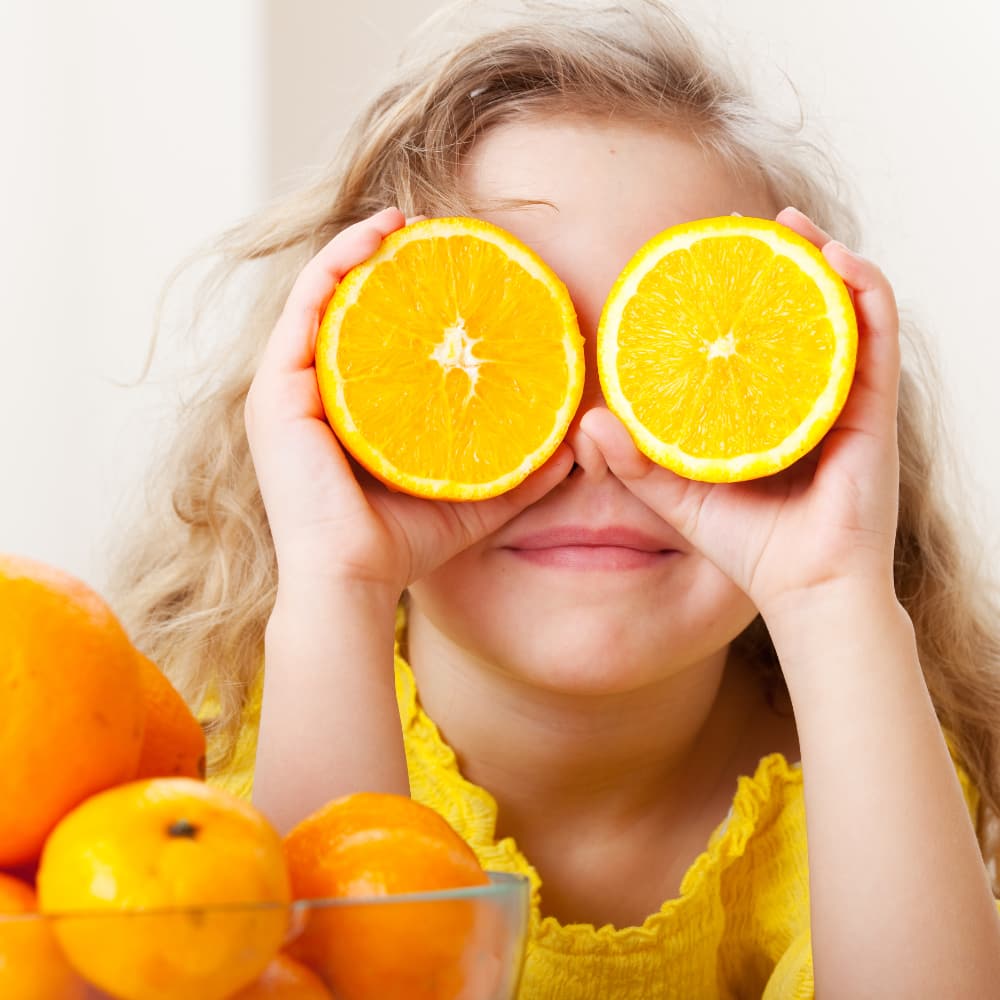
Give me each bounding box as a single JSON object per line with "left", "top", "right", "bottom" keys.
{"left": 408, "top": 116, "right": 779, "bottom": 693}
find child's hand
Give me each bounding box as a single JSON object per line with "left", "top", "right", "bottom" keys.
{"left": 580, "top": 207, "right": 902, "bottom": 623}
{"left": 244, "top": 208, "right": 573, "bottom": 603}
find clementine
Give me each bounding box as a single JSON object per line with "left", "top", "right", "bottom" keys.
{"left": 597, "top": 216, "right": 858, "bottom": 482}
{"left": 229, "top": 952, "right": 333, "bottom": 999}
{"left": 36, "top": 777, "right": 291, "bottom": 1000}
{"left": 134, "top": 652, "right": 207, "bottom": 780}
{"left": 284, "top": 792, "right": 490, "bottom": 1000}
{"left": 0, "top": 554, "right": 145, "bottom": 866}
{"left": 0, "top": 872, "right": 87, "bottom": 1000}
{"left": 315, "top": 217, "right": 585, "bottom": 500}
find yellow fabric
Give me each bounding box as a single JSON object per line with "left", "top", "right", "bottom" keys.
{"left": 209, "top": 628, "right": 986, "bottom": 1000}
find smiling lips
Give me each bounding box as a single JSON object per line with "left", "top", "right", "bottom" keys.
{"left": 504, "top": 526, "right": 677, "bottom": 570}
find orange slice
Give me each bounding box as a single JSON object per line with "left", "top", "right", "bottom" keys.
{"left": 316, "top": 217, "right": 584, "bottom": 500}
{"left": 597, "top": 216, "right": 858, "bottom": 482}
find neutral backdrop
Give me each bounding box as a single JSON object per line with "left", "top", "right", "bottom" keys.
{"left": 3, "top": 0, "right": 998, "bottom": 592}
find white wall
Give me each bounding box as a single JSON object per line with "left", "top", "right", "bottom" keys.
{"left": 3, "top": 0, "right": 997, "bottom": 594}
{"left": 666, "top": 0, "right": 1000, "bottom": 558}
{"left": 0, "top": 1, "right": 264, "bottom": 588}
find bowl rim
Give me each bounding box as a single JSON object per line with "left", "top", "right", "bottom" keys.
{"left": 1, "top": 871, "right": 530, "bottom": 921}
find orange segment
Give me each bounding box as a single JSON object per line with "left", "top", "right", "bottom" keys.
{"left": 597, "top": 216, "right": 858, "bottom": 482}
{"left": 316, "top": 217, "right": 584, "bottom": 499}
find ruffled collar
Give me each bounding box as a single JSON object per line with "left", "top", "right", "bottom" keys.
{"left": 393, "top": 623, "right": 804, "bottom": 952}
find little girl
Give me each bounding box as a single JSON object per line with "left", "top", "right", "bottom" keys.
{"left": 110, "top": 2, "right": 1000, "bottom": 996}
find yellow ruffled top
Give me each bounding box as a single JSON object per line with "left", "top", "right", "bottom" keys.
{"left": 209, "top": 626, "right": 984, "bottom": 1000}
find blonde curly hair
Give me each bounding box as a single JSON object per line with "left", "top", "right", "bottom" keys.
{"left": 107, "top": 0, "right": 1000, "bottom": 872}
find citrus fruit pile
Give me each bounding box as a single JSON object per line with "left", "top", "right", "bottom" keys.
{"left": 0, "top": 555, "right": 497, "bottom": 1000}
{"left": 316, "top": 214, "right": 856, "bottom": 492}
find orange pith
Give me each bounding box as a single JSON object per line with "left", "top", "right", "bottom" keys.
{"left": 316, "top": 217, "right": 584, "bottom": 499}
{"left": 597, "top": 216, "right": 858, "bottom": 482}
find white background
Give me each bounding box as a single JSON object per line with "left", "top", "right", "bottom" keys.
{"left": 3, "top": 0, "right": 998, "bottom": 592}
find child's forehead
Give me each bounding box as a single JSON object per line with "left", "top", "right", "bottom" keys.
{"left": 461, "top": 116, "right": 776, "bottom": 263}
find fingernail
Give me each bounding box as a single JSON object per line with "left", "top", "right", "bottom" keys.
{"left": 826, "top": 240, "right": 857, "bottom": 257}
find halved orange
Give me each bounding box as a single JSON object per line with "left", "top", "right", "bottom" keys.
{"left": 597, "top": 216, "right": 858, "bottom": 482}
{"left": 315, "top": 217, "right": 584, "bottom": 500}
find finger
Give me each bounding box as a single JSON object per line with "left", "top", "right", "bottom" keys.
{"left": 822, "top": 241, "right": 901, "bottom": 414}
{"left": 775, "top": 205, "right": 835, "bottom": 252}
{"left": 778, "top": 209, "right": 901, "bottom": 427}
{"left": 776, "top": 208, "right": 857, "bottom": 312}
{"left": 578, "top": 407, "right": 710, "bottom": 539}
{"left": 266, "top": 207, "right": 406, "bottom": 372}
{"left": 822, "top": 242, "right": 898, "bottom": 338}
{"left": 579, "top": 406, "right": 656, "bottom": 482}
{"left": 410, "top": 444, "right": 575, "bottom": 558}
{"left": 459, "top": 443, "right": 575, "bottom": 525}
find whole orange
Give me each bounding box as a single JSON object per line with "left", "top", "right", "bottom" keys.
{"left": 0, "top": 872, "right": 88, "bottom": 1000}
{"left": 36, "top": 777, "right": 292, "bottom": 1000}
{"left": 0, "top": 554, "right": 145, "bottom": 866}
{"left": 134, "top": 652, "right": 207, "bottom": 780}
{"left": 284, "top": 792, "right": 490, "bottom": 1000}
{"left": 230, "top": 952, "right": 333, "bottom": 999}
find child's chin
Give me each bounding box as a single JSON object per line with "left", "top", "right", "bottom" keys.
{"left": 501, "top": 639, "right": 683, "bottom": 698}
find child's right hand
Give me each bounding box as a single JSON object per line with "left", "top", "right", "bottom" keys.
{"left": 244, "top": 208, "right": 573, "bottom": 604}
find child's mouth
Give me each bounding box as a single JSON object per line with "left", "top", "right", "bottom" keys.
{"left": 504, "top": 526, "right": 677, "bottom": 570}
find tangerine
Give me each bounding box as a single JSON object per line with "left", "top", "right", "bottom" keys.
{"left": 284, "top": 792, "right": 490, "bottom": 1000}
{"left": 36, "top": 777, "right": 291, "bottom": 1000}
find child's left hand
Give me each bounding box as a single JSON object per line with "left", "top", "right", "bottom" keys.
{"left": 581, "top": 207, "right": 902, "bottom": 622}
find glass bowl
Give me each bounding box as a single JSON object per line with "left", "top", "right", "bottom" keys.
{"left": 0, "top": 871, "right": 530, "bottom": 1000}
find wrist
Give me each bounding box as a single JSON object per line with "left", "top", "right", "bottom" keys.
{"left": 761, "top": 574, "right": 904, "bottom": 643}
{"left": 761, "top": 578, "right": 916, "bottom": 702}
{"left": 269, "top": 574, "right": 402, "bottom": 638}
{"left": 273, "top": 535, "right": 409, "bottom": 606}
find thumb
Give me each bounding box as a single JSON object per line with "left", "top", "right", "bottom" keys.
{"left": 578, "top": 407, "right": 657, "bottom": 482}
{"left": 457, "top": 443, "right": 575, "bottom": 534}
{"left": 579, "top": 408, "right": 710, "bottom": 540}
